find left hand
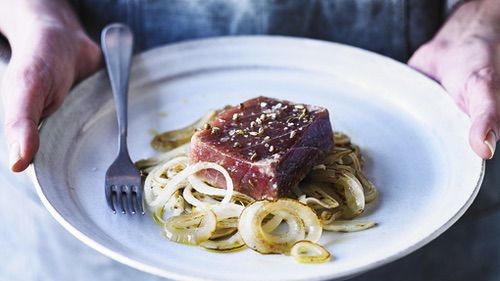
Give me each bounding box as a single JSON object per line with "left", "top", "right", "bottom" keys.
{"left": 409, "top": 0, "right": 500, "bottom": 159}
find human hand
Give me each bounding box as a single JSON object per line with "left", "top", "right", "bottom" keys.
{"left": 0, "top": 0, "right": 102, "bottom": 172}
{"left": 409, "top": 0, "right": 500, "bottom": 160}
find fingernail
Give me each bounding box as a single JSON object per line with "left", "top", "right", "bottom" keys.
{"left": 484, "top": 130, "right": 496, "bottom": 160}
{"left": 8, "top": 142, "right": 22, "bottom": 170}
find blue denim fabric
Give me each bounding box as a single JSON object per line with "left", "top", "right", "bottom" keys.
{"left": 73, "top": 0, "right": 444, "bottom": 61}
{"left": 12, "top": 2, "right": 500, "bottom": 281}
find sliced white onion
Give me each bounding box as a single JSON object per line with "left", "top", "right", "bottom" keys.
{"left": 198, "top": 202, "right": 246, "bottom": 252}
{"left": 191, "top": 191, "right": 221, "bottom": 205}
{"left": 209, "top": 227, "right": 238, "bottom": 239}
{"left": 188, "top": 175, "right": 228, "bottom": 197}
{"left": 148, "top": 161, "right": 233, "bottom": 209}
{"left": 200, "top": 232, "right": 246, "bottom": 252}
{"left": 238, "top": 201, "right": 267, "bottom": 252}
{"left": 322, "top": 220, "right": 376, "bottom": 232}
{"left": 259, "top": 210, "right": 305, "bottom": 245}
{"left": 216, "top": 218, "right": 239, "bottom": 229}
{"left": 163, "top": 208, "right": 217, "bottom": 245}
{"left": 290, "top": 241, "right": 331, "bottom": 264}
{"left": 298, "top": 195, "right": 339, "bottom": 210}
{"left": 261, "top": 214, "right": 283, "bottom": 233}
{"left": 230, "top": 192, "right": 255, "bottom": 206}
{"left": 179, "top": 191, "right": 243, "bottom": 228}
{"left": 152, "top": 207, "right": 165, "bottom": 225}
{"left": 335, "top": 173, "right": 365, "bottom": 218}
{"left": 238, "top": 199, "right": 322, "bottom": 254}
{"left": 347, "top": 152, "right": 362, "bottom": 171}
{"left": 153, "top": 191, "right": 185, "bottom": 224}
{"left": 136, "top": 143, "right": 191, "bottom": 173}
{"left": 355, "top": 171, "right": 378, "bottom": 203}
{"left": 144, "top": 156, "right": 189, "bottom": 207}
{"left": 150, "top": 156, "right": 189, "bottom": 186}
{"left": 297, "top": 183, "right": 340, "bottom": 210}
{"left": 319, "top": 210, "right": 342, "bottom": 225}
{"left": 211, "top": 203, "right": 244, "bottom": 220}
{"left": 182, "top": 184, "right": 207, "bottom": 208}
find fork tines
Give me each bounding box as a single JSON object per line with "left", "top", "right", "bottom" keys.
{"left": 105, "top": 183, "right": 144, "bottom": 215}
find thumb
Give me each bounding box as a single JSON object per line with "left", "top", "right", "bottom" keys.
{"left": 408, "top": 43, "right": 439, "bottom": 81}
{"left": 464, "top": 67, "right": 500, "bottom": 160}
{"left": 1, "top": 56, "right": 53, "bottom": 172}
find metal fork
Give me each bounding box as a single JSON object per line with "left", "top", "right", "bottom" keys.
{"left": 102, "top": 23, "right": 144, "bottom": 214}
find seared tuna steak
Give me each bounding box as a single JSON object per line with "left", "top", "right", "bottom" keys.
{"left": 189, "top": 96, "right": 334, "bottom": 199}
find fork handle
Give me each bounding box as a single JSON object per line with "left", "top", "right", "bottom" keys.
{"left": 101, "top": 23, "right": 134, "bottom": 152}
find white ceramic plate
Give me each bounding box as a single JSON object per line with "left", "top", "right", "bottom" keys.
{"left": 30, "top": 36, "right": 484, "bottom": 281}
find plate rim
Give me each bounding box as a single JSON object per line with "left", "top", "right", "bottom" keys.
{"left": 30, "top": 35, "right": 486, "bottom": 281}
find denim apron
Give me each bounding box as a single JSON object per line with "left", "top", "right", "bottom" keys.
{"left": 72, "top": 0, "right": 445, "bottom": 61}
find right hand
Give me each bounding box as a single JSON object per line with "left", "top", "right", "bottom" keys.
{"left": 0, "top": 0, "right": 102, "bottom": 172}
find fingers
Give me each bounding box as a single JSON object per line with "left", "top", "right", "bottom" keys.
{"left": 1, "top": 55, "right": 52, "bottom": 172}
{"left": 464, "top": 67, "right": 500, "bottom": 159}
{"left": 4, "top": 117, "right": 39, "bottom": 172}
{"left": 0, "top": 28, "right": 101, "bottom": 173}
{"left": 410, "top": 40, "right": 500, "bottom": 160}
